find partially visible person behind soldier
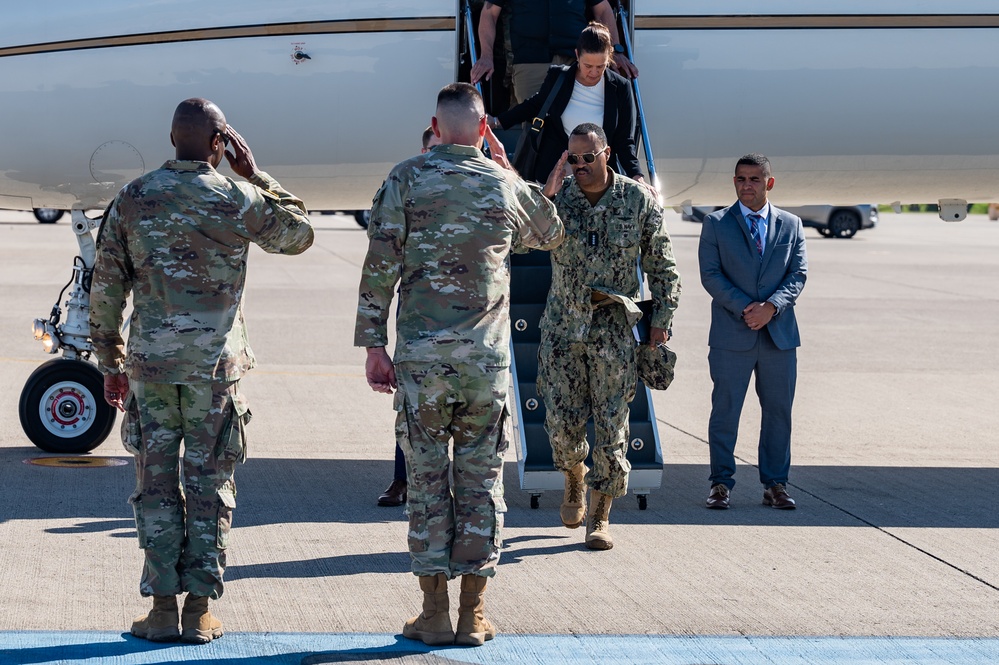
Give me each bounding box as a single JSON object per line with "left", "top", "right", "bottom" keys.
{"left": 90, "top": 98, "right": 314, "bottom": 644}
{"left": 539, "top": 122, "right": 679, "bottom": 550}
{"left": 471, "top": 0, "right": 638, "bottom": 104}
{"left": 422, "top": 124, "right": 442, "bottom": 153}
{"left": 356, "top": 83, "right": 563, "bottom": 646}
{"left": 376, "top": 125, "right": 444, "bottom": 509}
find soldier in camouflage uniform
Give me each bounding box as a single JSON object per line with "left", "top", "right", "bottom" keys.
{"left": 90, "top": 98, "right": 314, "bottom": 644}
{"left": 539, "top": 122, "right": 680, "bottom": 550}
{"left": 355, "top": 83, "right": 563, "bottom": 647}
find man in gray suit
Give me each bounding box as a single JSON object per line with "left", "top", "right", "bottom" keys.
{"left": 698, "top": 153, "right": 808, "bottom": 510}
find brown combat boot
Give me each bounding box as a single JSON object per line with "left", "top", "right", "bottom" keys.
{"left": 403, "top": 573, "right": 455, "bottom": 646}
{"left": 181, "top": 594, "right": 224, "bottom": 644}
{"left": 454, "top": 574, "right": 497, "bottom": 647}
{"left": 585, "top": 491, "right": 614, "bottom": 550}
{"left": 130, "top": 595, "right": 180, "bottom": 642}
{"left": 560, "top": 462, "right": 588, "bottom": 528}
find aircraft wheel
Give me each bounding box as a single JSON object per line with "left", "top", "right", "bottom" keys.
{"left": 34, "top": 208, "right": 65, "bottom": 224}
{"left": 828, "top": 210, "right": 860, "bottom": 238}
{"left": 18, "top": 359, "right": 116, "bottom": 453}
{"left": 818, "top": 228, "right": 833, "bottom": 238}
{"left": 637, "top": 494, "right": 648, "bottom": 510}
{"left": 353, "top": 210, "right": 370, "bottom": 228}
{"left": 530, "top": 494, "right": 540, "bottom": 509}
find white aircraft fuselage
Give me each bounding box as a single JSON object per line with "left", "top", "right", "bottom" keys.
{"left": 1, "top": 1, "right": 997, "bottom": 209}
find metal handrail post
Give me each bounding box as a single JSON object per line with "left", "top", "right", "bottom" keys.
{"left": 463, "top": 1, "right": 483, "bottom": 97}
{"left": 617, "top": 5, "right": 661, "bottom": 199}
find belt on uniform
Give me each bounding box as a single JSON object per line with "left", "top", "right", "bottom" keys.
{"left": 591, "top": 291, "right": 616, "bottom": 310}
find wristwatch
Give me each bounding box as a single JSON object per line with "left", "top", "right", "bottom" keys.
{"left": 613, "top": 43, "right": 625, "bottom": 55}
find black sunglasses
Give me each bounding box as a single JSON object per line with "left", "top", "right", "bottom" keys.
{"left": 214, "top": 130, "right": 230, "bottom": 147}
{"left": 567, "top": 151, "right": 602, "bottom": 165}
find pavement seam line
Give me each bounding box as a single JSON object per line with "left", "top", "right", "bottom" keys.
{"left": 658, "top": 418, "right": 999, "bottom": 594}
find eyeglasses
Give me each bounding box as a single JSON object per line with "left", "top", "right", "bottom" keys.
{"left": 567, "top": 151, "right": 603, "bottom": 165}
{"left": 214, "top": 130, "right": 230, "bottom": 147}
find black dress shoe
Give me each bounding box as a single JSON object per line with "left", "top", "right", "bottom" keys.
{"left": 377, "top": 479, "right": 407, "bottom": 507}
{"left": 705, "top": 483, "right": 730, "bottom": 509}
{"left": 763, "top": 483, "right": 796, "bottom": 509}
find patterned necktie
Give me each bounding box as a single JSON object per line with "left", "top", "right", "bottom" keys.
{"left": 748, "top": 213, "right": 764, "bottom": 260}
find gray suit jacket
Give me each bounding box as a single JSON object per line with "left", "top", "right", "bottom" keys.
{"left": 698, "top": 203, "right": 808, "bottom": 351}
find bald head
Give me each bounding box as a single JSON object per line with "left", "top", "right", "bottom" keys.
{"left": 171, "top": 98, "right": 227, "bottom": 163}
{"left": 432, "top": 83, "right": 485, "bottom": 147}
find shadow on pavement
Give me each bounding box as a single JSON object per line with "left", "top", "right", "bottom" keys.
{"left": 3, "top": 448, "right": 995, "bottom": 531}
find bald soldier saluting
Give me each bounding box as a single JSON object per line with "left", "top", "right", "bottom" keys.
{"left": 90, "top": 98, "right": 314, "bottom": 644}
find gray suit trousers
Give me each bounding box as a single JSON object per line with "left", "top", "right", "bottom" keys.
{"left": 707, "top": 328, "right": 796, "bottom": 489}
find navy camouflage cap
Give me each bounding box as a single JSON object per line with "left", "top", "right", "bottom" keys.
{"left": 636, "top": 342, "right": 676, "bottom": 391}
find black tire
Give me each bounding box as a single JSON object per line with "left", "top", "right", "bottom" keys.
{"left": 353, "top": 210, "right": 370, "bottom": 228}
{"left": 638, "top": 495, "right": 648, "bottom": 510}
{"left": 34, "top": 208, "right": 64, "bottom": 224}
{"left": 818, "top": 228, "right": 833, "bottom": 238}
{"left": 530, "top": 494, "right": 540, "bottom": 509}
{"left": 18, "top": 359, "right": 116, "bottom": 453}
{"left": 828, "top": 210, "right": 860, "bottom": 239}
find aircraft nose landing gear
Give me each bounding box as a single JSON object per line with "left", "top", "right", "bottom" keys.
{"left": 19, "top": 358, "right": 115, "bottom": 453}
{"left": 21, "top": 210, "right": 118, "bottom": 453}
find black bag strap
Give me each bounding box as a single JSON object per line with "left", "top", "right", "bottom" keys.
{"left": 528, "top": 68, "right": 570, "bottom": 151}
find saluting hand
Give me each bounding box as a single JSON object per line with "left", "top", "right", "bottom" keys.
{"left": 223, "top": 125, "right": 259, "bottom": 179}
{"left": 543, "top": 151, "right": 570, "bottom": 198}
{"left": 484, "top": 125, "right": 512, "bottom": 171}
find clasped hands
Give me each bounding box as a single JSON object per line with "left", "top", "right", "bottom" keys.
{"left": 743, "top": 301, "right": 776, "bottom": 331}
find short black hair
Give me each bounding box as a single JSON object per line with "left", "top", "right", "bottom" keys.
{"left": 421, "top": 126, "right": 435, "bottom": 150}
{"left": 736, "top": 153, "right": 772, "bottom": 179}
{"left": 436, "top": 82, "right": 484, "bottom": 110}
{"left": 570, "top": 122, "right": 607, "bottom": 148}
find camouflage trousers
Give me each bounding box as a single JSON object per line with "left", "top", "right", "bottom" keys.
{"left": 539, "top": 305, "right": 636, "bottom": 498}
{"left": 123, "top": 379, "right": 249, "bottom": 599}
{"left": 394, "top": 362, "right": 509, "bottom": 579}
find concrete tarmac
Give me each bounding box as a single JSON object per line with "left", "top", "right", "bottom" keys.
{"left": 0, "top": 208, "right": 996, "bottom": 663}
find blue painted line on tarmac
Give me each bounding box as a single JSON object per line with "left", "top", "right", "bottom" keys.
{"left": 1, "top": 632, "right": 997, "bottom": 664}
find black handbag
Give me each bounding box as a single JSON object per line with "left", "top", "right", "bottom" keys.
{"left": 512, "top": 68, "right": 569, "bottom": 181}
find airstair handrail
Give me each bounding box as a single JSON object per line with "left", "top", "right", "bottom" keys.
{"left": 616, "top": 4, "right": 661, "bottom": 199}
{"left": 463, "top": 0, "right": 484, "bottom": 97}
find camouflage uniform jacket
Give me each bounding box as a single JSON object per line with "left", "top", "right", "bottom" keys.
{"left": 90, "top": 160, "right": 315, "bottom": 383}
{"left": 354, "top": 143, "right": 564, "bottom": 368}
{"left": 545, "top": 169, "right": 680, "bottom": 342}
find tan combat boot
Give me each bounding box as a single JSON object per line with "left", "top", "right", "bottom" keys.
{"left": 130, "top": 595, "right": 180, "bottom": 642}
{"left": 454, "top": 574, "right": 497, "bottom": 647}
{"left": 560, "top": 462, "right": 588, "bottom": 528}
{"left": 181, "top": 594, "right": 224, "bottom": 644}
{"left": 585, "top": 490, "right": 614, "bottom": 550}
{"left": 403, "top": 573, "right": 455, "bottom": 646}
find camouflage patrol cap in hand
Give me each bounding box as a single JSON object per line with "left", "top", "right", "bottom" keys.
{"left": 636, "top": 342, "right": 676, "bottom": 391}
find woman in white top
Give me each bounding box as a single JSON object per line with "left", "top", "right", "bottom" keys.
{"left": 489, "top": 22, "right": 645, "bottom": 186}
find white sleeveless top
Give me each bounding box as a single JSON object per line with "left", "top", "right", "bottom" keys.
{"left": 561, "top": 78, "right": 605, "bottom": 137}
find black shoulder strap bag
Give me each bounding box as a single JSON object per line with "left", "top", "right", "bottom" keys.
{"left": 512, "top": 68, "right": 570, "bottom": 181}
